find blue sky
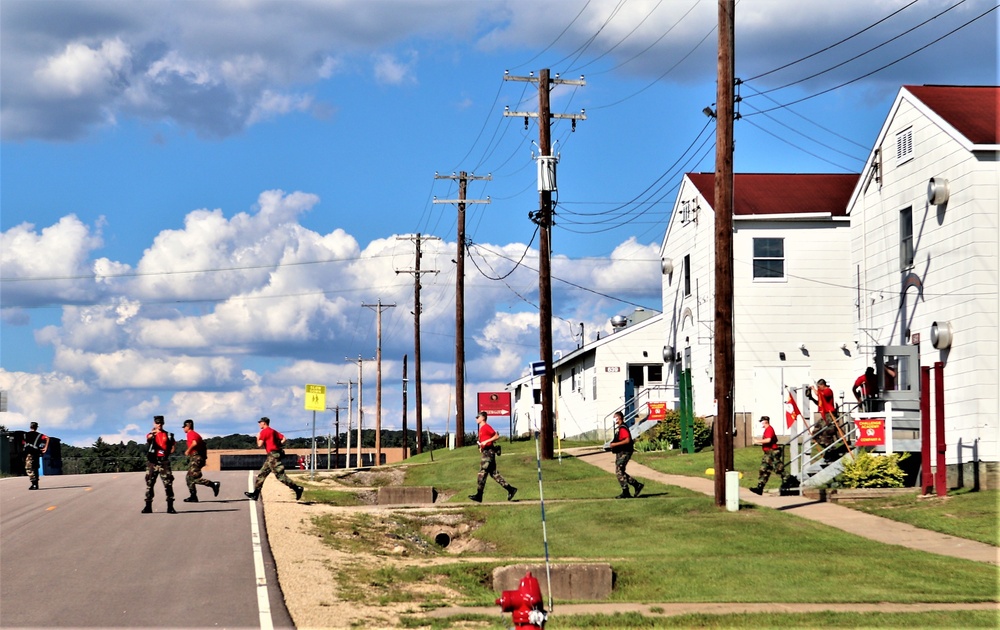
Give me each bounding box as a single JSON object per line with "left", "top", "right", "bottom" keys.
{"left": 1, "top": 0, "right": 996, "bottom": 446}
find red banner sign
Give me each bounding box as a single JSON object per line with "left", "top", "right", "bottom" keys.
{"left": 647, "top": 401, "right": 667, "bottom": 422}
{"left": 478, "top": 392, "right": 511, "bottom": 416}
{"left": 855, "top": 418, "right": 886, "bottom": 447}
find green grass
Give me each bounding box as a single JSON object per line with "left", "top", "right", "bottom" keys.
{"left": 843, "top": 487, "right": 1000, "bottom": 546}
{"left": 310, "top": 439, "right": 998, "bottom": 626}
{"left": 635, "top": 447, "right": 772, "bottom": 489}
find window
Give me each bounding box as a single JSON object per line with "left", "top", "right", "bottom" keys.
{"left": 900, "top": 207, "right": 913, "bottom": 270}
{"left": 681, "top": 200, "right": 691, "bottom": 224}
{"left": 648, "top": 364, "right": 663, "bottom": 383}
{"left": 571, "top": 366, "right": 581, "bottom": 392}
{"left": 752, "top": 238, "right": 784, "bottom": 279}
{"left": 896, "top": 128, "right": 913, "bottom": 163}
{"left": 683, "top": 254, "right": 691, "bottom": 297}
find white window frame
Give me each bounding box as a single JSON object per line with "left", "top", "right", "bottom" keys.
{"left": 752, "top": 237, "right": 786, "bottom": 281}
{"left": 900, "top": 206, "right": 914, "bottom": 271}
{"left": 896, "top": 127, "right": 913, "bottom": 164}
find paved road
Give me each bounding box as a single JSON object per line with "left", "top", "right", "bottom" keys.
{"left": 1, "top": 470, "right": 294, "bottom": 628}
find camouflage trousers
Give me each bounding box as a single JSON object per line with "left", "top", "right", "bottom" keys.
{"left": 757, "top": 448, "right": 785, "bottom": 486}
{"left": 615, "top": 451, "right": 637, "bottom": 490}
{"left": 186, "top": 454, "right": 216, "bottom": 494}
{"left": 254, "top": 451, "right": 297, "bottom": 491}
{"left": 145, "top": 459, "right": 175, "bottom": 501}
{"left": 24, "top": 452, "right": 40, "bottom": 484}
{"left": 813, "top": 414, "right": 837, "bottom": 449}
{"left": 476, "top": 449, "right": 510, "bottom": 495}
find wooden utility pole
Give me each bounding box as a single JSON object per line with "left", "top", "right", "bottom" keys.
{"left": 713, "top": 0, "right": 736, "bottom": 506}
{"left": 396, "top": 233, "right": 440, "bottom": 454}
{"left": 345, "top": 356, "right": 371, "bottom": 467}
{"left": 434, "top": 172, "right": 490, "bottom": 447}
{"left": 504, "top": 69, "right": 585, "bottom": 459}
{"left": 337, "top": 379, "right": 354, "bottom": 468}
{"left": 362, "top": 300, "right": 395, "bottom": 466}
{"left": 401, "top": 354, "right": 408, "bottom": 459}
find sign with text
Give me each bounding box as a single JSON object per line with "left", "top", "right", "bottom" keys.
{"left": 478, "top": 392, "right": 511, "bottom": 416}
{"left": 854, "top": 418, "right": 886, "bottom": 447}
{"left": 647, "top": 401, "right": 667, "bottom": 422}
{"left": 304, "top": 384, "right": 326, "bottom": 411}
{"left": 605, "top": 366, "right": 621, "bottom": 373}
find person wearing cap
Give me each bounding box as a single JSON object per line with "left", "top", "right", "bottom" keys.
{"left": 750, "top": 416, "right": 786, "bottom": 495}
{"left": 468, "top": 411, "right": 517, "bottom": 503}
{"left": 181, "top": 419, "right": 220, "bottom": 503}
{"left": 852, "top": 367, "right": 880, "bottom": 412}
{"left": 142, "top": 416, "right": 177, "bottom": 514}
{"left": 22, "top": 421, "right": 49, "bottom": 490}
{"left": 244, "top": 417, "right": 303, "bottom": 502}
{"left": 607, "top": 411, "right": 644, "bottom": 499}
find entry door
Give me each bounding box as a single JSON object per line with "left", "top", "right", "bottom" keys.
{"left": 753, "top": 365, "right": 811, "bottom": 437}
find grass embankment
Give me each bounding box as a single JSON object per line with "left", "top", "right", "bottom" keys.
{"left": 306, "top": 438, "right": 998, "bottom": 628}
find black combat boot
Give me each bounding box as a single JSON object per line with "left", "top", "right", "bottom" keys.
{"left": 294, "top": 485, "right": 304, "bottom": 501}
{"left": 750, "top": 483, "right": 764, "bottom": 495}
{"left": 212, "top": 481, "right": 221, "bottom": 497}
{"left": 468, "top": 492, "right": 483, "bottom": 503}
{"left": 506, "top": 486, "right": 518, "bottom": 501}
{"left": 632, "top": 481, "right": 644, "bottom": 497}
{"left": 183, "top": 492, "right": 199, "bottom": 503}
{"left": 615, "top": 488, "right": 632, "bottom": 499}
{"left": 166, "top": 499, "right": 177, "bottom": 514}
{"left": 245, "top": 490, "right": 260, "bottom": 501}
{"left": 141, "top": 500, "right": 153, "bottom": 514}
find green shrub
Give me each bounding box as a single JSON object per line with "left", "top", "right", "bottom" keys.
{"left": 635, "top": 410, "right": 712, "bottom": 452}
{"left": 839, "top": 451, "right": 909, "bottom": 488}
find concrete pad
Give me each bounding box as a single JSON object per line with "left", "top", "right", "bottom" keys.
{"left": 376, "top": 486, "right": 436, "bottom": 505}
{"left": 493, "top": 563, "right": 613, "bottom": 600}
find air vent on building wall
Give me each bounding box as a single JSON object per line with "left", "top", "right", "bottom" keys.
{"left": 927, "top": 178, "right": 949, "bottom": 205}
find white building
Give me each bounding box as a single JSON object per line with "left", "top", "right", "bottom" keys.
{"left": 660, "top": 172, "right": 860, "bottom": 443}
{"left": 847, "top": 85, "right": 999, "bottom": 488}
{"left": 507, "top": 309, "right": 668, "bottom": 441}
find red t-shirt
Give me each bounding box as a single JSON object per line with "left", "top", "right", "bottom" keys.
{"left": 147, "top": 430, "right": 172, "bottom": 458}
{"left": 761, "top": 424, "right": 778, "bottom": 451}
{"left": 185, "top": 429, "right": 207, "bottom": 458}
{"left": 816, "top": 386, "right": 836, "bottom": 414}
{"left": 259, "top": 426, "right": 285, "bottom": 453}
{"left": 478, "top": 422, "right": 498, "bottom": 450}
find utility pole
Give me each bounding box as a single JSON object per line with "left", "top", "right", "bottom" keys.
{"left": 434, "top": 172, "right": 490, "bottom": 447}
{"left": 396, "top": 233, "right": 440, "bottom": 454}
{"left": 401, "top": 354, "right": 408, "bottom": 459}
{"left": 362, "top": 300, "right": 395, "bottom": 466}
{"left": 325, "top": 405, "right": 344, "bottom": 469}
{"left": 346, "top": 356, "right": 371, "bottom": 467}
{"left": 338, "top": 380, "right": 354, "bottom": 468}
{"left": 713, "top": 0, "right": 737, "bottom": 506}
{"left": 504, "top": 69, "right": 585, "bottom": 459}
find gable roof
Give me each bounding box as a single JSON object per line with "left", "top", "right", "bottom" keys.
{"left": 904, "top": 85, "right": 998, "bottom": 145}
{"left": 686, "top": 173, "right": 859, "bottom": 217}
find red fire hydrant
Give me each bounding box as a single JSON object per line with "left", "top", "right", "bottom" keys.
{"left": 496, "top": 571, "right": 547, "bottom": 629}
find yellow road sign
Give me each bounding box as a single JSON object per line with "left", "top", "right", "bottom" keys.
{"left": 305, "top": 384, "right": 326, "bottom": 411}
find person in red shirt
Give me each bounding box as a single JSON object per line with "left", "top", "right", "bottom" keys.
{"left": 468, "top": 411, "right": 516, "bottom": 503}
{"left": 142, "top": 416, "right": 176, "bottom": 514}
{"left": 852, "top": 367, "right": 879, "bottom": 412}
{"left": 750, "top": 416, "right": 786, "bottom": 495}
{"left": 607, "top": 411, "right": 644, "bottom": 499}
{"left": 807, "top": 379, "right": 838, "bottom": 456}
{"left": 181, "top": 419, "right": 221, "bottom": 502}
{"left": 245, "top": 417, "right": 303, "bottom": 502}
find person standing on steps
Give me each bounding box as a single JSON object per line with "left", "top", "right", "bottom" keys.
{"left": 750, "top": 416, "right": 786, "bottom": 495}
{"left": 245, "top": 417, "right": 303, "bottom": 502}
{"left": 608, "top": 411, "right": 644, "bottom": 499}
{"left": 468, "top": 411, "right": 516, "bottom": 503}
{"left": 181, "top": 419, "right": 221, "bottom": 502}
{"left": 22, "top": 421, "right": 49, "bottom": 490}
{"left": 142, "top": 416, "right": 176, "bottom": 514}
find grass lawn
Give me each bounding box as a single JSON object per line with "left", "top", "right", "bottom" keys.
{"left": 843, "top": 487, "right": 999, "bottom": 546}
{"left": 311, "top": 438, "right": 998, "bottom": 627}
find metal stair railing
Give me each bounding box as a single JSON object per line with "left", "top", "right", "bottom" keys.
{"left": 600, "top": 385, "right": 672, "bottom": 446}
{"left": 784, "top": 409, "right": 858, "bottom": 493}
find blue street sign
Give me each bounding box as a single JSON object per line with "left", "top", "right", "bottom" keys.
{"left": 531, "top": 361, "right": 545, "bottom": 376}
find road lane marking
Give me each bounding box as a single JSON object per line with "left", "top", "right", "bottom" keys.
{"left": 248, "top": 472, "right": 273, "bottom": 630}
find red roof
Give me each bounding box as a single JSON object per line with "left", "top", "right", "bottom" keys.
{"left": 904, "top": 85, "right": 998, "bottom": 145}
{"left": 686, "top": 173, "right": 858, "bottom": 217}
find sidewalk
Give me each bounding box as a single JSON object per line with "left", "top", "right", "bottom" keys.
{"left": 571, "top": 447, "right": 999, "bottom": 566}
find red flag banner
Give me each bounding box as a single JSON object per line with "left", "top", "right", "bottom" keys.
{"left": 785, "top": 388, "right": 802, "bottom": 429}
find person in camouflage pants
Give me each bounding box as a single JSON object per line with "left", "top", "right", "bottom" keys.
{"left": 468, "top": 411, "right": 516, "bottom": 502}
{"left": 142, "top": 416, "right": 176, "bottom": 513}
{"left": 751, "top": 416, "right": 786, "bottom": 495}
{"left": 22, "top": 421, "right": 49, "bottom": 490}
{"left": 182, "top": 419, "right": 220, "bottom": 502}
{"left": 245, "top": 417, "right": 303, "bottom": 501}
{"left": 608, "top": 411, "right": 644, "bottom": 499}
